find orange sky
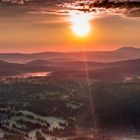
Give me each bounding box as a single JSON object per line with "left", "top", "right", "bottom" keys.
{"left": 0, "top": 7, "right": 140, "bottom": 53}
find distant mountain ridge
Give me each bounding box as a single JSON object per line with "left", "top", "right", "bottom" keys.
{"left": 0, "top": 47, "right": 140, "bottom": 63}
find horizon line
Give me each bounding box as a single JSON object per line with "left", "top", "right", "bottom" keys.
{"left": 0, "top": 46, "right": 139, "bottom": 54}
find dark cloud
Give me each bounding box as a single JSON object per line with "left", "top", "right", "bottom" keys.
{"left": 126, "top": 8, "right": 140, "bottom": 17}
{"left": 0, "top": 0, "right": 140, "bottom": 18}
{"left": 62, "top": 0, "right": 140, "bottom": 17}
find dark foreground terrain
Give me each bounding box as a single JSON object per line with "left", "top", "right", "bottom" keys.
{"left": 0, "top": 73, "right": 140, "bottom": 140}
{"left": 0, "top": 47, "right": 140, "bottom": 139}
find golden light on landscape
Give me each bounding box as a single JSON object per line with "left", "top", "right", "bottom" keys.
{"left": 69, "top": 11, "right": 91, "bottom": 37}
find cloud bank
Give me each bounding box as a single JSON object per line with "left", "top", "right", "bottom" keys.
{"left": 0, "top": 0, "right": 140, "bottom": 18}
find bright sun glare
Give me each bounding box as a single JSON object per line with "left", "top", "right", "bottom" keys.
{"left": 70, "top": 11, "right": 91, "bottom": 37}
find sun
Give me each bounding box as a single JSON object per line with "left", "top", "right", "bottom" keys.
{"left": 72, "top": 21, "right": 90, "bottom": 37}
{"left": 69, "top": 11, "right": 91, "bottom": 37}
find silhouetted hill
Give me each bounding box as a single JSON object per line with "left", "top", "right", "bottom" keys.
{"left": 0, "top": 47, "right": 140, "bottom": 63}
{"left": 115, "top": 47, "right": 140, "bottom": 57}
{"left": 0, "top": 58, "right": 140, "bottom": 80}
{"left": 66, "top": 47, "right": 140, "bottom": 62}
{"left": 26, "top": 60, "right": 49, "bottom": 66}
{"left": 0, "top": 60, "right": 22, "bottom": 67}
{"left": 0, "top": 60, "right": 23, "bottom": 76}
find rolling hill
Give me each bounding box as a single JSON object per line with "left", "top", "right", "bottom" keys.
{"left": 0, "top": 58, "right": 140, "bottom": 81}
{"left": 0, "top": 47, "right": 140, "bottom": 63}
